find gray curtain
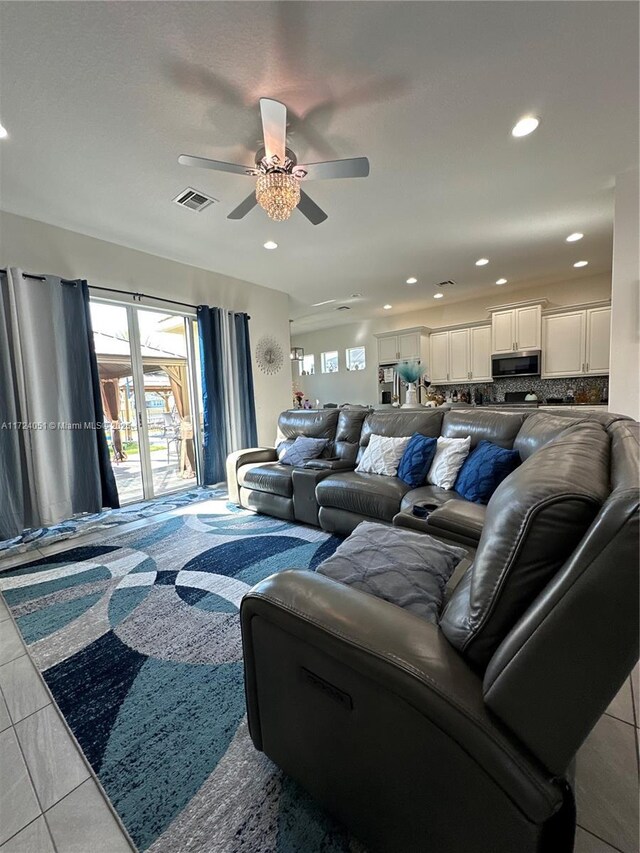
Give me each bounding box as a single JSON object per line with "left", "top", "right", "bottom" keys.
{"left": 0, "top": 268, "right": 117, "bottom": 538}
{"left": 197, "top": 306, "right": 258, "bottom": 485}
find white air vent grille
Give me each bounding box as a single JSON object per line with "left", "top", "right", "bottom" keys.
{"left": 436, "top": 279, "right": 457, "bottom": 288}
{"left": 173, "top": 188, "right": 218, "bottom": 212}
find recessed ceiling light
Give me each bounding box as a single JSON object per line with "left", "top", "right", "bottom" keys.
{"left": 511, "top": 116, "right": 540, "bottom": 137}
{"left": 0, "top": 124, "right": 7, "bottom": 139}
{"left": 573, "top": 261, "right": 589, "bottom": 268}
{"left": 383, "top": 304, "right": 392, "bottom": 310}
{"left": 566, "top": 232, "right": 583, "bottom": 242}
{"left": 263, "top": 241, "right": 278, "bottom": 250}
{"left": 495, "top": 278, "right": 508, "bottom": 285}
{"left": 433, "top": 293, "right": 444, "bottom": 299}
{"left": 406, "top": 277, "right": 418, "bottom": 285}
{"left": 475, "top": 258, "right": 489, "bottom": 266}
{"left": 312, "top": 299, "right": 336, "bottom": 307}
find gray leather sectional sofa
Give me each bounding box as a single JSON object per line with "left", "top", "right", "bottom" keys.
{"left": 227, "top": 406, "right": 625, "bottom": 544}
{"left": 230, "top": 406, "right": 639, "bottom": 852}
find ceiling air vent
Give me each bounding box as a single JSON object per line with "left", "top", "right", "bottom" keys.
{"left": 336, "top": 305, "right": 351, "bottom": 311}
{"left": 173, "top": 187, "right": 218, "bottom": 212}
{"left": 436, "top": 279, "right": 456, "bottom": 288}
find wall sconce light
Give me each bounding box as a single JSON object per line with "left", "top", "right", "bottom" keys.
{"left": 290, "top": 347, "right": 304, "bottom": 361}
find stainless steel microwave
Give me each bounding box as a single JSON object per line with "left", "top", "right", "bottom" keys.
{"left": 492, "top": 350, "right": 541, "bottom": 378}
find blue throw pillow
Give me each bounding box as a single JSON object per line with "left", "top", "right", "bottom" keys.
{"left": 280, "top": 436, "right": 328, "bottom": 466}
{"left": 397, "top": 433, "right": 438, "bottom": 487}
{"left": 454, "top": 440, "right": 520, "bottom": 504}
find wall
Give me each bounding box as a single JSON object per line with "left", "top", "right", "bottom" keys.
{"left": 609, "top": 169, "right": 639, "bottom": 419}
{"left": 291, "top": 322, "right": 379, "bottom": 407}
{"left": 292, "top": 273, "right": 611, "bottom": 406}
{"left": 0, "top": 211, "right": 291, "bottom": 444}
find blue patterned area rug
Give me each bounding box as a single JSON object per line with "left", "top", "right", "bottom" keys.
{"left": 0, "top": 487, "right": 225, "bottom": 560}
{"left": 0, "top": 500, "right": 366, "bottom": 853}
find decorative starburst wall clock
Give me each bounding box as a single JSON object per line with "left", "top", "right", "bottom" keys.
{"left": 255, "top": 336, "right": 284, "bottom": 374}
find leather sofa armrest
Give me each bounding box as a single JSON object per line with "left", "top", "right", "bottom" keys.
{"left": 226, "top": 447, "right": 277, "bottom": 504}
{"left": 241, "top": 570, "right": 563, "bottom": 823}
{"left": 425, "top": 499, "right": 486, "bottom": 546}
{"left": 302, "top": 458, "right": 355, "bottom": 471}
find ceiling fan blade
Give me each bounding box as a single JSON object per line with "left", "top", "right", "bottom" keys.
{"left": 227, "top": 193, "right": 258, "bottom": 220}
{"left": 259, "top": 98, "right": 287, "bottom": 163}
{"left": 297, "top": 190, "right": 328, "bottom": 225}
{"left": 178, "top": 154, "right": 251, "bottom": 176}
{"left": 298, "top": 157, "right": 370, "bottom": 181}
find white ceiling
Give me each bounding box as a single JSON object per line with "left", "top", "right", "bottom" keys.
{"left": 0, "top": 2, "right": 637, "bottom": 332}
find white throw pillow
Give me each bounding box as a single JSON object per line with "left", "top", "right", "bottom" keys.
{"left": 427, "top": 436, "right": 472, "bottom": 489}
{"left": 356, "top": 434, "right": 411, "bottom": 477}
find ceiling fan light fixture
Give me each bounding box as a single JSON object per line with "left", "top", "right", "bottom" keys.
{"left": 256, "top": 172, "right": 300, "bottom": 222}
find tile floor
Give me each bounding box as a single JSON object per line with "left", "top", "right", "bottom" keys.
{"left": 0, "top": 511, "right": 638, "bottom": 853}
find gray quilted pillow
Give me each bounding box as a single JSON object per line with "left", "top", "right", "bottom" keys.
{"left": 280, "top": 436, "right": 328, "bottom": 467}
{"left": 316, "top": 521, "right": 467, "bottom": 622}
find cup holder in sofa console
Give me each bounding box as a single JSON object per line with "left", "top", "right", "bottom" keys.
{"left": 412, "top": 502, "right": 440, "bottom": 519}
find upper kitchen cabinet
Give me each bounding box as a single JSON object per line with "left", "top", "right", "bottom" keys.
{"left": 492, "top": 310, "right": 516, "bottom": 354}
{"left": 398, "top": 332, "right": 421, "bottom": 360}
{"left": 428, "top": 324, "right": 492, "bottom": 384}
{"left": 542, "top": 311, "right": 586, "bottom": 377}
{"left": 376, "top": 327, "right": 429, "bottom": 365}
{"left": 490, "top": 302, "right": 544, "bottom": 353}
{"left": 470, "top": 325, "right": 492, "bottom": 381}
{"left": 377, "top": 335, "right": 399, "bottom": 364}
{"left": 429, "top": 331, "right": 450, "bottom": 383}
{"left": 585, "top": 305, "right": 611, "bottom": 375}
{"left": 542, "top": 304, "right": 610, "bottom": 378}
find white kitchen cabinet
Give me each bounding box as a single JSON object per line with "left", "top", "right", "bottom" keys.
{"left": 429, "top": 331, "right": 450, "bottom": 383}
{"left": 449, "top": 329, "right": 470, "bottom": 382}
{"left": 470, "top": 325, "right": 492, "bottom": 381}
{"left": 492, "top": 310, "right": 515, "bottom": 354}
{"left": 542, "top": 311, "right": 586, "bottom": 377}
{"left": 377, "top": 335, "right": 399, "bottom": 364}
{"left": 491, "top": 305, "right": 542, "bottom": 353}
{"left": 398, "top": 332, "right": 421, "bottom": 360}
{"left": 429, "top": 324, "right": 492, "bottom": 384}
{"left": 585, "top": 306, "right": 611, "bottom": 375}
{"left": 515, "top": 305, "right": 542, "bottom": 350}
{"left": 542, "top": 305, "right": 610, "bottom": 378}
{"left": 376, "top": 328, "right": 425, "bottom": 363}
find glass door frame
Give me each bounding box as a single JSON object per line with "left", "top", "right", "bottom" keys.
{"left": 91, "top": 295, "right": 203, "bottom": 503}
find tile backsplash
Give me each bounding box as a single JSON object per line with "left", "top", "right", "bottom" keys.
{"left": 430, "top": 375, "right": 608, "bottom": 403}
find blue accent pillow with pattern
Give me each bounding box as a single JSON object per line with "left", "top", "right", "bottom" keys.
{"left": 397, "top": 433, "right": 438, "bottom": 487}
{"left": 454, "top": 440, "right": 520, "bottom": 504}
{"left": 280, "top": 436, "right": 329, "bottom": 467}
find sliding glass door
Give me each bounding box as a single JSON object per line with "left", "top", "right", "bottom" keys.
{"left": 89, "top": 300, "right": 202, "bottom": 504}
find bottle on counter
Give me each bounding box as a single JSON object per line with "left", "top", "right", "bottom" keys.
{"left": 452, "top": 389, "right": 458, "bottom": 402}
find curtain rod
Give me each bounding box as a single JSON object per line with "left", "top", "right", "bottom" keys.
{"left": 88, "top": 284, "right": 198, "bottom": 311}
{"left": 0, "top": 269, "right": 79, "bottom": 286}
{"left": 0, "top": 269, "right": 251, "bottom": 318}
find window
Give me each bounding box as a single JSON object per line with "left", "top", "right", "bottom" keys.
{"left": 299, "top": 354, "right": 315, "bottom": 376}
{"left": 346, "top": 346, "right": 366, "bottom": 371}
{"left": 321, "top": 351, "right": 339, "bottom": 373}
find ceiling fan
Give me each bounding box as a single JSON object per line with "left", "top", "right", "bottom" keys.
{"left": 178, "top": 98, "right": 370, "bottom": 225}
